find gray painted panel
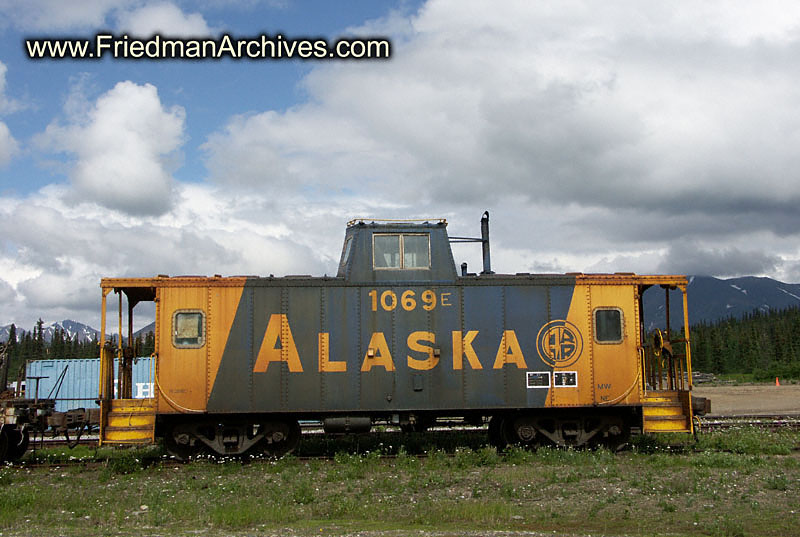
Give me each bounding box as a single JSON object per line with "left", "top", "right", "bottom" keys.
{"left": 462, "top": 286, "right": 505, "bottom": 408}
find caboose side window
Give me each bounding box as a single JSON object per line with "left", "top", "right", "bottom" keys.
{"left": 340, "top": 236, "right": 354, "bottom": 268}
{"left": 594, "top": 308, "right": 623, "bottom": 344}
{"left": 373, "top": 234, "right": 401, "bottom": 268}
{"left": 373, "top": 233, "right": 430, "bottom": 270}
{"left": 403, "top": 234, "right": 430, "bottom": 268}
{"left": 173, "top": 310, "right": 205, "bottom": 348}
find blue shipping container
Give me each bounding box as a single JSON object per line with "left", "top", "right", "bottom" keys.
{"left": 26, "top": 357, "right": 154, "bottom": 412}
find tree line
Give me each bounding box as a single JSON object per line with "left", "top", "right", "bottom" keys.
{"left": 690, "top": 306, "right": 800, "bottom": 380}
{"left": 2, "top": 320, "right": 155, "bottom": 384}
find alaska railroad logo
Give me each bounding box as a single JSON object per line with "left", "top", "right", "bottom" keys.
{"left": 536, "top": 320, "right": 583, "bottom": 368}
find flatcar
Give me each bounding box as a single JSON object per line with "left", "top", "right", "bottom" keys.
{"left": 92, "top": 213, "right": 704, "bottom": 458}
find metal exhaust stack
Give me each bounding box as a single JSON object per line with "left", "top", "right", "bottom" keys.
{"left": 481, "top": 211, "right": 493, "bottom": 274}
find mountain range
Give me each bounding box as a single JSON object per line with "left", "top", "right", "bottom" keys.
{"left": 0, "top": 319, "right": 155, "bottom": 344}
{"left": 643, "top": 275, "right": 800, "bottom": 331}
{"left": 2, "top": 275, "right": 800, "bottom": 342}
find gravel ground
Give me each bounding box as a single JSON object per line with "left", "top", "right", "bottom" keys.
{"left": 692, "top": 383, "right": 800, "bottom": 416}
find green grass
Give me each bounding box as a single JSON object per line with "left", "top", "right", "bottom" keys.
{"left": 715, "top": 373, "right": 758, "bottom": 384}
{"left": 0, "top": 427, "right": 798, "bottom": 536}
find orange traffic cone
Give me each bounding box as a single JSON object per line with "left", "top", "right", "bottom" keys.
{"left": 776, "top": 377, "right": 780, "bottom": 387}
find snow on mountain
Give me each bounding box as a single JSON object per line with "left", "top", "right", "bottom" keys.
{"left": 645, "top": 275, "right": 800, "bottom": 329}
{"left": 0, "top": 320, "right": 99, "bottom": 343}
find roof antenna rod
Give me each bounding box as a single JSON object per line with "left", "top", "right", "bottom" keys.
{"left": 449, "top": 211, "right": 494, "bottom": 275}
{"left": 480, "top": 211, "right": 493, "bottom": 275}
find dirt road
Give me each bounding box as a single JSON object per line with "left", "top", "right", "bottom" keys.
{"left": 692, "top": 383, "right": 800, "bottom": 415}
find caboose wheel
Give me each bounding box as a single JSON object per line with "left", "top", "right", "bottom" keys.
{"left": 260, "top": 419, "right": 301, "bottom": 458}
{"left": 164, "top": 424, "right": 203, "bottom": 461}
{"left": 5, "top": 429, "right": 29, "bottom": 461}
{"left": 400, "top": 415, "right": 432, "bottom": 433}
{"left": 596, "top": 423, "right": 631, "bottom": 451}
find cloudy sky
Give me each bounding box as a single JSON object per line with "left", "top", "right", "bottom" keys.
{"left": 1, "top": 0, "right": 800, "bottom": 331}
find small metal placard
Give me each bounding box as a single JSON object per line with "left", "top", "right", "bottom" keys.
{"left": 553, "top": 371, "right": 578, "bottom": 388}
{"left": 527, "top": 371, "right": 550, "bottom": 389}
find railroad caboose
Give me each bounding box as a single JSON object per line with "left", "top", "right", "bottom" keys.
{"left": 97, "top": 214, "right": 702, "bottom": 457}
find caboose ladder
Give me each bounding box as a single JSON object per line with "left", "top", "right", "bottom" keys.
{"left": 642, "top": 390, "right": 693, "bottom": 433}
{"left": 100, "top": 398, "right": 156, "bottom": 445}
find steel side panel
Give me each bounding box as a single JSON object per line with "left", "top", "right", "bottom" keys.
{"left": 590, "top": 285, "right": 640, "bottom": 406}
{"left": 544, "top": 286, "right": 574, "bottom": 406}
{"left": 207, "top": 285, "right": 246, "bottom": 405}
{"left": 550, "top": 285, "right": 594, "bottom": 407}
{"left": 206, "top": 279, "right": 597, "bottom": 414}
{"left": 387, "top": 286, "right": 454, "bottom": 410}
{"left": 427, "top": 287, "right": 461, "bottom": 409}
{"left": 283, "top": 287, "right": 323, "bottom": 411}
{"left": 323, "top": 287, "right": 362, "bottom": 410}
{"left": 157, "top": 287, "right": 209, "bottom": 412}
{"left": 461, "top": 286, "right": 504, "bottom": 407}
{"left": 207, "top": 286, "right": 262, "bottom": 411}
{"left": 251, "top": 286, "right": 287, "bottom": 410}
{"left": 504, "top": 286, "right": 551, "bottom": 408}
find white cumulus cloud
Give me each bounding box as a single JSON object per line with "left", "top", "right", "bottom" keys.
{"left": 117, "top": 2, "right": 214, "bottom": 37}
{"left": 0, "top": 183, "right": 341, "bottom": 328}
{"left": 38, "top": 81, "right": 185, "bottom": 216}
{"left": 202, "top": 0, "right": 800, "bottom": 277}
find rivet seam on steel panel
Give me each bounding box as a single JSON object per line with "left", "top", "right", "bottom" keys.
{"left": 320, "top": 286, "right": 326, "bottom": 406}
{"left": 281, "top": 287, "right": 289, "bottom": 411}
{"left": 587, "top": 286, "right": 595, "bottom": 404}
{"left": 501, "top": 286, "right": 507, "bottom": 404}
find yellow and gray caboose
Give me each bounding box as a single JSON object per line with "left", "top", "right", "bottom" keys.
{"left": 98, "top": 214, "right": 704, "bottom": 457}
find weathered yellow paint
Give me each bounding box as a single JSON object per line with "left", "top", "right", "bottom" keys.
{"left": 407, "top": 331, "right": 438, "bottom": 370}
{"left": 253, "top": 313, "right": 303, "bottom": 373}
{"left": 318, "top": 332, "right": 346, "bottom": 372}
{"left": 590, "top": 284, "right": 640, "bottom": 406}
{"left": 101, "top": 398, "right": 155, "bottom": 445}
{"left": 361, "top": 332, "right": 396, "bottom": 371}
{"left": 452, "top": 330, "right": 482, "bottom": 369}
{"left": 492, "top": 330, "right": 527, "bottom": 369}
{"left": 157, "top": 286, "right": 210, "bottom": 413}
{"left": 642, "top": 391, "right": 692, "bottom": 433}
{"left": 548, "top": 284, "right": 594, "bottom": 407}
{"left": 206, "top": 285, "right": 246, "bottom": 400}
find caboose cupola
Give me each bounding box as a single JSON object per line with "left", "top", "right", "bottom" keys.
{"left": 336, "top": 219, "right": 458, "bottom": 283}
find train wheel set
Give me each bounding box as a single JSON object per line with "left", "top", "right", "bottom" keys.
{"left": 488, "top": 411, "right": 632, "bottom": 451}
{"left": 162, "top": 418, "right": 302, "bottom": 460}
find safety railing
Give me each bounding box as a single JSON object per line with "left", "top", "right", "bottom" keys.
{"left": 643, "top": 335, "right": 690, "bottom": 392}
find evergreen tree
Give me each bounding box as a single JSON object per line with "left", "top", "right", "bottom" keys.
{"left": 690, "top": 306, "right": 800, "bottom": 380}
{"left": 7, "top": 323, "right": 17, "bottom": 358}
{"left": 34, "top": 318, "right": 45, "bottom": 360}
{"left": 143, "top": 331, "right": 155, "bottom": 356}
{"left": 51, "top": 327, "right": 65, "bottom": 359}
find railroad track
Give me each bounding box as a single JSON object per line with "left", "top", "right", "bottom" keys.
{"left": 16, "top": 414, "right": 798, "bottom": 468}
{"left": 697, "top": 414, "right": 800, "bottom": 432}
{"left": 28, "top": 437, "right": 98, "bottom": 449}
